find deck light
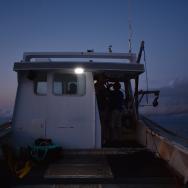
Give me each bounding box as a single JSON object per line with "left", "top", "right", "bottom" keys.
{"left": 74, "top": 67, "right": 84, "bottom": 74}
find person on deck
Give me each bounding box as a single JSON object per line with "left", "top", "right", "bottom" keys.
{"left": 95, "top": 75, "right": 110, "bottom": 144}
{"left": 95, "top": 75, "right": 108, "bottom": 111}
{"left": 109, "top": 81, "right": 124, "bottom": 142}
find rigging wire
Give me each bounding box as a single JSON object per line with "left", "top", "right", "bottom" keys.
{"left": 128, "top": 1, "right": 149, "bottom": 105}
{"left": 128, "top": 0, "right": 133, "bottom": 53}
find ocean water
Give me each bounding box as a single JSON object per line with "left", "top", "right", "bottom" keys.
{"left": 147, "top": 114, "right": 188, "bottom": 139}
{"left": 0, "top": 117, "right": 10, "bottom": 125}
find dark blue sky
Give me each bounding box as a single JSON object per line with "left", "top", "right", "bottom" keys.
{"left": 0, "top": 0, "right": 188, "bottom": 114}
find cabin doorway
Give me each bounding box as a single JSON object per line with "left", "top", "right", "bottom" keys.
{"left": 94, "top": 73, "right": 136, "bottom": 148}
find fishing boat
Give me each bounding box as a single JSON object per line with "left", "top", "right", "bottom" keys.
{"left": 0, "top": 42, "right": 188, "bottom": 187}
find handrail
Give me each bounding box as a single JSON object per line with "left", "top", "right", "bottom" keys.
{"left": 0, "top": 122, "right": 11, "bottom": 139}
{"left": 23, "top": 52, "right": 136, "bottom": 62}
{"left": 141, "top": 116, "right": 188, "bottom": 146}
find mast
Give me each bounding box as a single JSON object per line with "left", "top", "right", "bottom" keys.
{"left": 135, "top": 41, "right": 145, "bottom": 117}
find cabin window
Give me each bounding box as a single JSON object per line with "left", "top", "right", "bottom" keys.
{"left": 53, "top": 73, "right": 85, "bottom": 96}
{"left": 34, "top": 72, "right": 47, "bottom": 95}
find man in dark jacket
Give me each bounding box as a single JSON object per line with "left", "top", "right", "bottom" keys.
{"left": 109, "top": 81, "right": 124, "bottom": 141}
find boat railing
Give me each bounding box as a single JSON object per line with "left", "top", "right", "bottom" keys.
{"left": 0, "top": 121, "right": 12, "bottom": 140}
{"left": 22, "top": 52, "right": 137, "bottom": 63}
{"left": 141, "top": 115, "right": 188, "bottom": 148}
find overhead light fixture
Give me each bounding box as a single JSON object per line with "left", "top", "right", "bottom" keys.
{"left": 74, "top": 67, "right": 84, "bottom": 74}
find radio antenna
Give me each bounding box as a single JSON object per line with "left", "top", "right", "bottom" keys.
{"left": 128, "top": 0, "right": 133, "bottom": 53}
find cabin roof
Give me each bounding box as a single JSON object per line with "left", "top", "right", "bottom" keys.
{"left": 14, "top": 61, "right": 144, "bottom": 77}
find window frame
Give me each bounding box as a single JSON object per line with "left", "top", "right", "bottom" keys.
{"left": 52, "top": 72, "right": 86, "bottom": 96}
{"left": 34, "top": 71, "right": 48, "bottom": 96}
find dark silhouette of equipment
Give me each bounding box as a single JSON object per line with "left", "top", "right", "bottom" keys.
{"left": 138, "top": 90, "right": 160, "bottom": 107}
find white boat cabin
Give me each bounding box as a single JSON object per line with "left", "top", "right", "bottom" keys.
{"left": 12, "top": 52, "right": 144, "bottom": 149}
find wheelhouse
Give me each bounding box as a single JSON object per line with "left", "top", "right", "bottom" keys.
{"left": 12, "top": 52, "right": 144, "bottom": 149}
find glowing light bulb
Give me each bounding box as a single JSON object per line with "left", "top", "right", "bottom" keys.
{"left": 74, "top": 67, "right": 84, "bottom": 74}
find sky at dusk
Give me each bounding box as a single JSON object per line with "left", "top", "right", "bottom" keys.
{"left": 0, "top": 0, "right": 188, "bottom": 117}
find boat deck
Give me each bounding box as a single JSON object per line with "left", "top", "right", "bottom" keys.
{"left": 0, "top": 147, "right": 183, "bottom": 188}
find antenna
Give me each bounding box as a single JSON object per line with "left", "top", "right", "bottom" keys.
{"left": 128, "top": 0, "right": 133, "bottom": 53}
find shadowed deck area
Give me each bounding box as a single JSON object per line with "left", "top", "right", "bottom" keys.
{"left": 0, "top": 147, "right": 183, "bottom": 187}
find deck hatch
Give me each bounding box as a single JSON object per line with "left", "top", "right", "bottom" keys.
{"left": 44, "top": 156, "right": 113, "bottom": 179}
